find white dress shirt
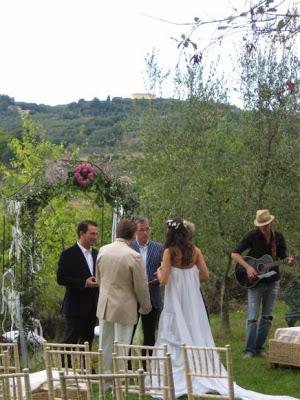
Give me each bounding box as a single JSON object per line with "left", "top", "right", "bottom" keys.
{"left": 77, "top": 241, "right": 94, "bottom": 275}
{"left": 137, "top": 241, "right": 148, "bottom": 271}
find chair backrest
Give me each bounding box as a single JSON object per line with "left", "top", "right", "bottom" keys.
{"left": 0, "top": 369, "right": 32, "bottom": 400}
{"left": 59, "top": 370, "right": 146, "bottom": 400}
{"left": 0, "top": 343, "right": 20, "bottom": 373}
{"left": 42, "top": 342, "right": 90, "bottom": 354}
{"left": 181, "top": 344, "right": 235, "bottom": 400}
{"left": 113, "top": 342, "right": 168, "bottom": 356}
{"left": 43, "top": 346, "right": 103, "bottom": 400}
{"left": 113, "top": 342, "right": 168, "bottom": 370}
{"left": 113, "top": 343, "right": 175, "bottom": 400}
{"left": 0, "top": 352, "right": 10, "bottom": 374}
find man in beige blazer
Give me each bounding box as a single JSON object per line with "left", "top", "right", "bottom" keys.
{"left": 96, "top": 218, "right": 152, "bottom": 372}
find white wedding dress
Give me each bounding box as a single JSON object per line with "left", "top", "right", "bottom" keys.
{"left": 154, "top": 265, "right": 299, "bottom": 400}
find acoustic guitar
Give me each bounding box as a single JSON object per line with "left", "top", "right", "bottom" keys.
{"left": 235, "top": 254, "right": 298, "bottom": 289}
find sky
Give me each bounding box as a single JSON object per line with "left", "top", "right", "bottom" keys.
{"left": 0, "top": 0, "right": 299, "bottom": 106}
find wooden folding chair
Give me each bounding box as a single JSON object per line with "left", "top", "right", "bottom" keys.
{"left": 42, "top": 342, "right": 91, "bottom": 375}
{"left": 0, "top": 352, "right": 10, "bottom": 375}
{"left": 43, "top": 347, "right": 103, "bottom": 400}
{"left": 0, "top": 343, "right": 21, "bottom": 373}
{"left": 28, "top": 342, "right": 92, "bottom": 399}
{"left": 182, "top": 344, "right": 235, "bottom": 400}
{"left": 113, "top": 343, "right": 175, "bottom": 400}
{"left": 59, "top": 370, "right": 146, "bottom": 400}
{"left": 0, "top": 352, "right": 23, "bottom": 399}
{"left": 0, "top": 369, "right": 32, "bottom": 400}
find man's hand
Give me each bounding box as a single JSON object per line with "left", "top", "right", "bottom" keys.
{"left": 147, "top": 271, "right": 159, "bottom": 286}
{"left": 156, "top": 266, "right": 163, "bottom": 282}
{"left": 85, "top": 276, "right": 98, "bottom": 288}
{"left": 246, "top": 265, "right": 258, "bottom": 280}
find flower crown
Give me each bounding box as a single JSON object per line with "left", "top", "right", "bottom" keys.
{"left": 166, "top": 219, "right": 188, "bottom": 230}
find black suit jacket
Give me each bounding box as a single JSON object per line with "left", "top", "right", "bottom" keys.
{"left": 57, "top": 243, "right": 99, "bottom": 318}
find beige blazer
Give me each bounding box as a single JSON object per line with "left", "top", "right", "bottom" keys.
{"left": 96, "top": 238, "right": 152, "bottom": 325}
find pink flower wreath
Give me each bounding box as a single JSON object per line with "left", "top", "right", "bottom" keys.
{"left": 74, "top": 163, "right": 95, "bottom": 187}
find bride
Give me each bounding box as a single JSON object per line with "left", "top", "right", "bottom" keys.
{"left": 154, "top": 218, "right": 298, "bottom": 400}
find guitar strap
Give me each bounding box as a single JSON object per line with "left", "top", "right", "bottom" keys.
{"left": 271, "top": 230, "right": 277, "bottom": 260}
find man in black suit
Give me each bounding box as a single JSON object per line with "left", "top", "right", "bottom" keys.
{"left": 57, "top": 220, "right": 99, "bottom": 349}
{"left": 131, "top": 217, "right": 163, "bottom": 347}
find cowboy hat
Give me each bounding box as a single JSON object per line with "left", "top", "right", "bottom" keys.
{"left": 254, "top": 209, "right": 275, "bottom": 227}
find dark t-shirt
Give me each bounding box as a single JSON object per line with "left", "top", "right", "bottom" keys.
{"left": 232, "top": 228, "right": 288, "bottom": 283}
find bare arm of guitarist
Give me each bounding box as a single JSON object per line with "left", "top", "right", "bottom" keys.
{"left": 231, "top": 252, "right": 258, "bottom": 279}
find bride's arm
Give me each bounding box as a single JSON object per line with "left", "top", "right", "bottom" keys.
{"left": 157, "top": 249, "right": 171, "bottom": 285}
{"left": 196, "top": 248, "right": 209, "bottom": 282}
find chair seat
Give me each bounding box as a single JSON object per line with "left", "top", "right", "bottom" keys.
{"left": 30, "top": 370, "right": 55, "bottom": 392}
{"left": 30, "top": 369, "right": 88, "bottom": 400}
{"left": 274, "top": 327, "right": 300, "bottom": 342}
{"left": 2, "top": 330, "right": 46, "bottom": 345}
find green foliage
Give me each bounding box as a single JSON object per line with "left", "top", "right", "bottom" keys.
{"left": 238, "top": 39, "right": 300, "bottom": 248}
{"left": 0, "top": 116, "right": 66, "bottom": 197}
{"left": 0, "top": 129, "right": 13, "bottom": 161}
{"left": 0, "top": 117, "right": 137, "bottom": 339}
{"left": 0, "top": 94, "right": 15, "bottom": 111}
{"left": 122, "top": 43, "right": 300, "bottom": 333}
{"left": 174, "top": 0, "right": 300, "bottom": 57}
{"left": 0, "top": 96, "right": 184, "bottom": 164}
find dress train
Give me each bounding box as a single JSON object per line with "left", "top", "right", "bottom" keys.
{"left": 154, "top": 266, "right": 298, "bottom": 400}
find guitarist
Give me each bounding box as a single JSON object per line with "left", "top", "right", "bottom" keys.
{"left": 231, "top": 209, "right": 294, "bottom": 359}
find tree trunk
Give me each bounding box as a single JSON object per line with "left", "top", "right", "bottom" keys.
{"left": 220, "top": 254, "right": 233, "bottom": 335}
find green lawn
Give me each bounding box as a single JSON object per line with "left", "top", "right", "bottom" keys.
{"left": 209, "top": 300, "right": 300, "bottom": 398}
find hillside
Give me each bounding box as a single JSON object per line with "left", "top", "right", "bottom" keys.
{"left": 0, "top": 94, "right": 246, "bottom": 166}
{"left": 0, "top": 94, "right": 184, "bottom": 162}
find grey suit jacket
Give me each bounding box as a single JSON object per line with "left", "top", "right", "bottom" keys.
{"left": 131, "top": 240, "right": 163, "bottom": 311}
{"left": 96, "top": 238, "right": 151, "bottom": 325}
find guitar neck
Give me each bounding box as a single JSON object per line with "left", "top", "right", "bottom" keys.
{"left": 265, "top": 256, "right": 299, "bottom": 271}
{"left": 264, "top": 259, "right": 286, "bottom": 270}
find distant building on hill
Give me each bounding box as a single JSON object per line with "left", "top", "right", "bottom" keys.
{"left": 130, "top": 93, "right": 155, "bottom": 100}
{"left": 8, "top": 105, "right": 30, "bottom": 115}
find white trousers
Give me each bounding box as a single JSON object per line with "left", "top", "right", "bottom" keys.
{"left": 98, "top": 319, "right": 134, "bottom": 372}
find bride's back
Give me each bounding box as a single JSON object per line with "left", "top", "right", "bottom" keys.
{"left": 168, "top": 245, "right": 198, "bottom": 269}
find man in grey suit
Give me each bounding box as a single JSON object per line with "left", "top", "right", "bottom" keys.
{"left": 96, "top": 218, "right": 151, "bottom": 372}
{"left": 131, "top": 217, "right": 163, "bottom": 347}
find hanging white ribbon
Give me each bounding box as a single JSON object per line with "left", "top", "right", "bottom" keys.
{"left": 3, "top": 200, "right": 23, "bottom": 335}
{"left": 7, "top": 200, "right": 24, "bottom": 261}
{"left": 1, "top": 268, "right": 19, "bottom": 332}
{"left": 111, "top": 204, "right": 124, "bottom": 242}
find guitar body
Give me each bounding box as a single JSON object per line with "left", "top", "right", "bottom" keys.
{"left": 235, "top": 254, "right": 275, "bottom": 289}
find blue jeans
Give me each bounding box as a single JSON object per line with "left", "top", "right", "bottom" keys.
{"left": 245, "top": 281, "right": 280, "bottom": 354}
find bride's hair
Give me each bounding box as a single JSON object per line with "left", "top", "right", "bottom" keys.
{"left": 164, "top": 218, "right": 194, "bottom": 265}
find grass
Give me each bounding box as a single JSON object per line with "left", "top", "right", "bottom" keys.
{"left": 209, "top": 300, "right": 300, "bottom": 398}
